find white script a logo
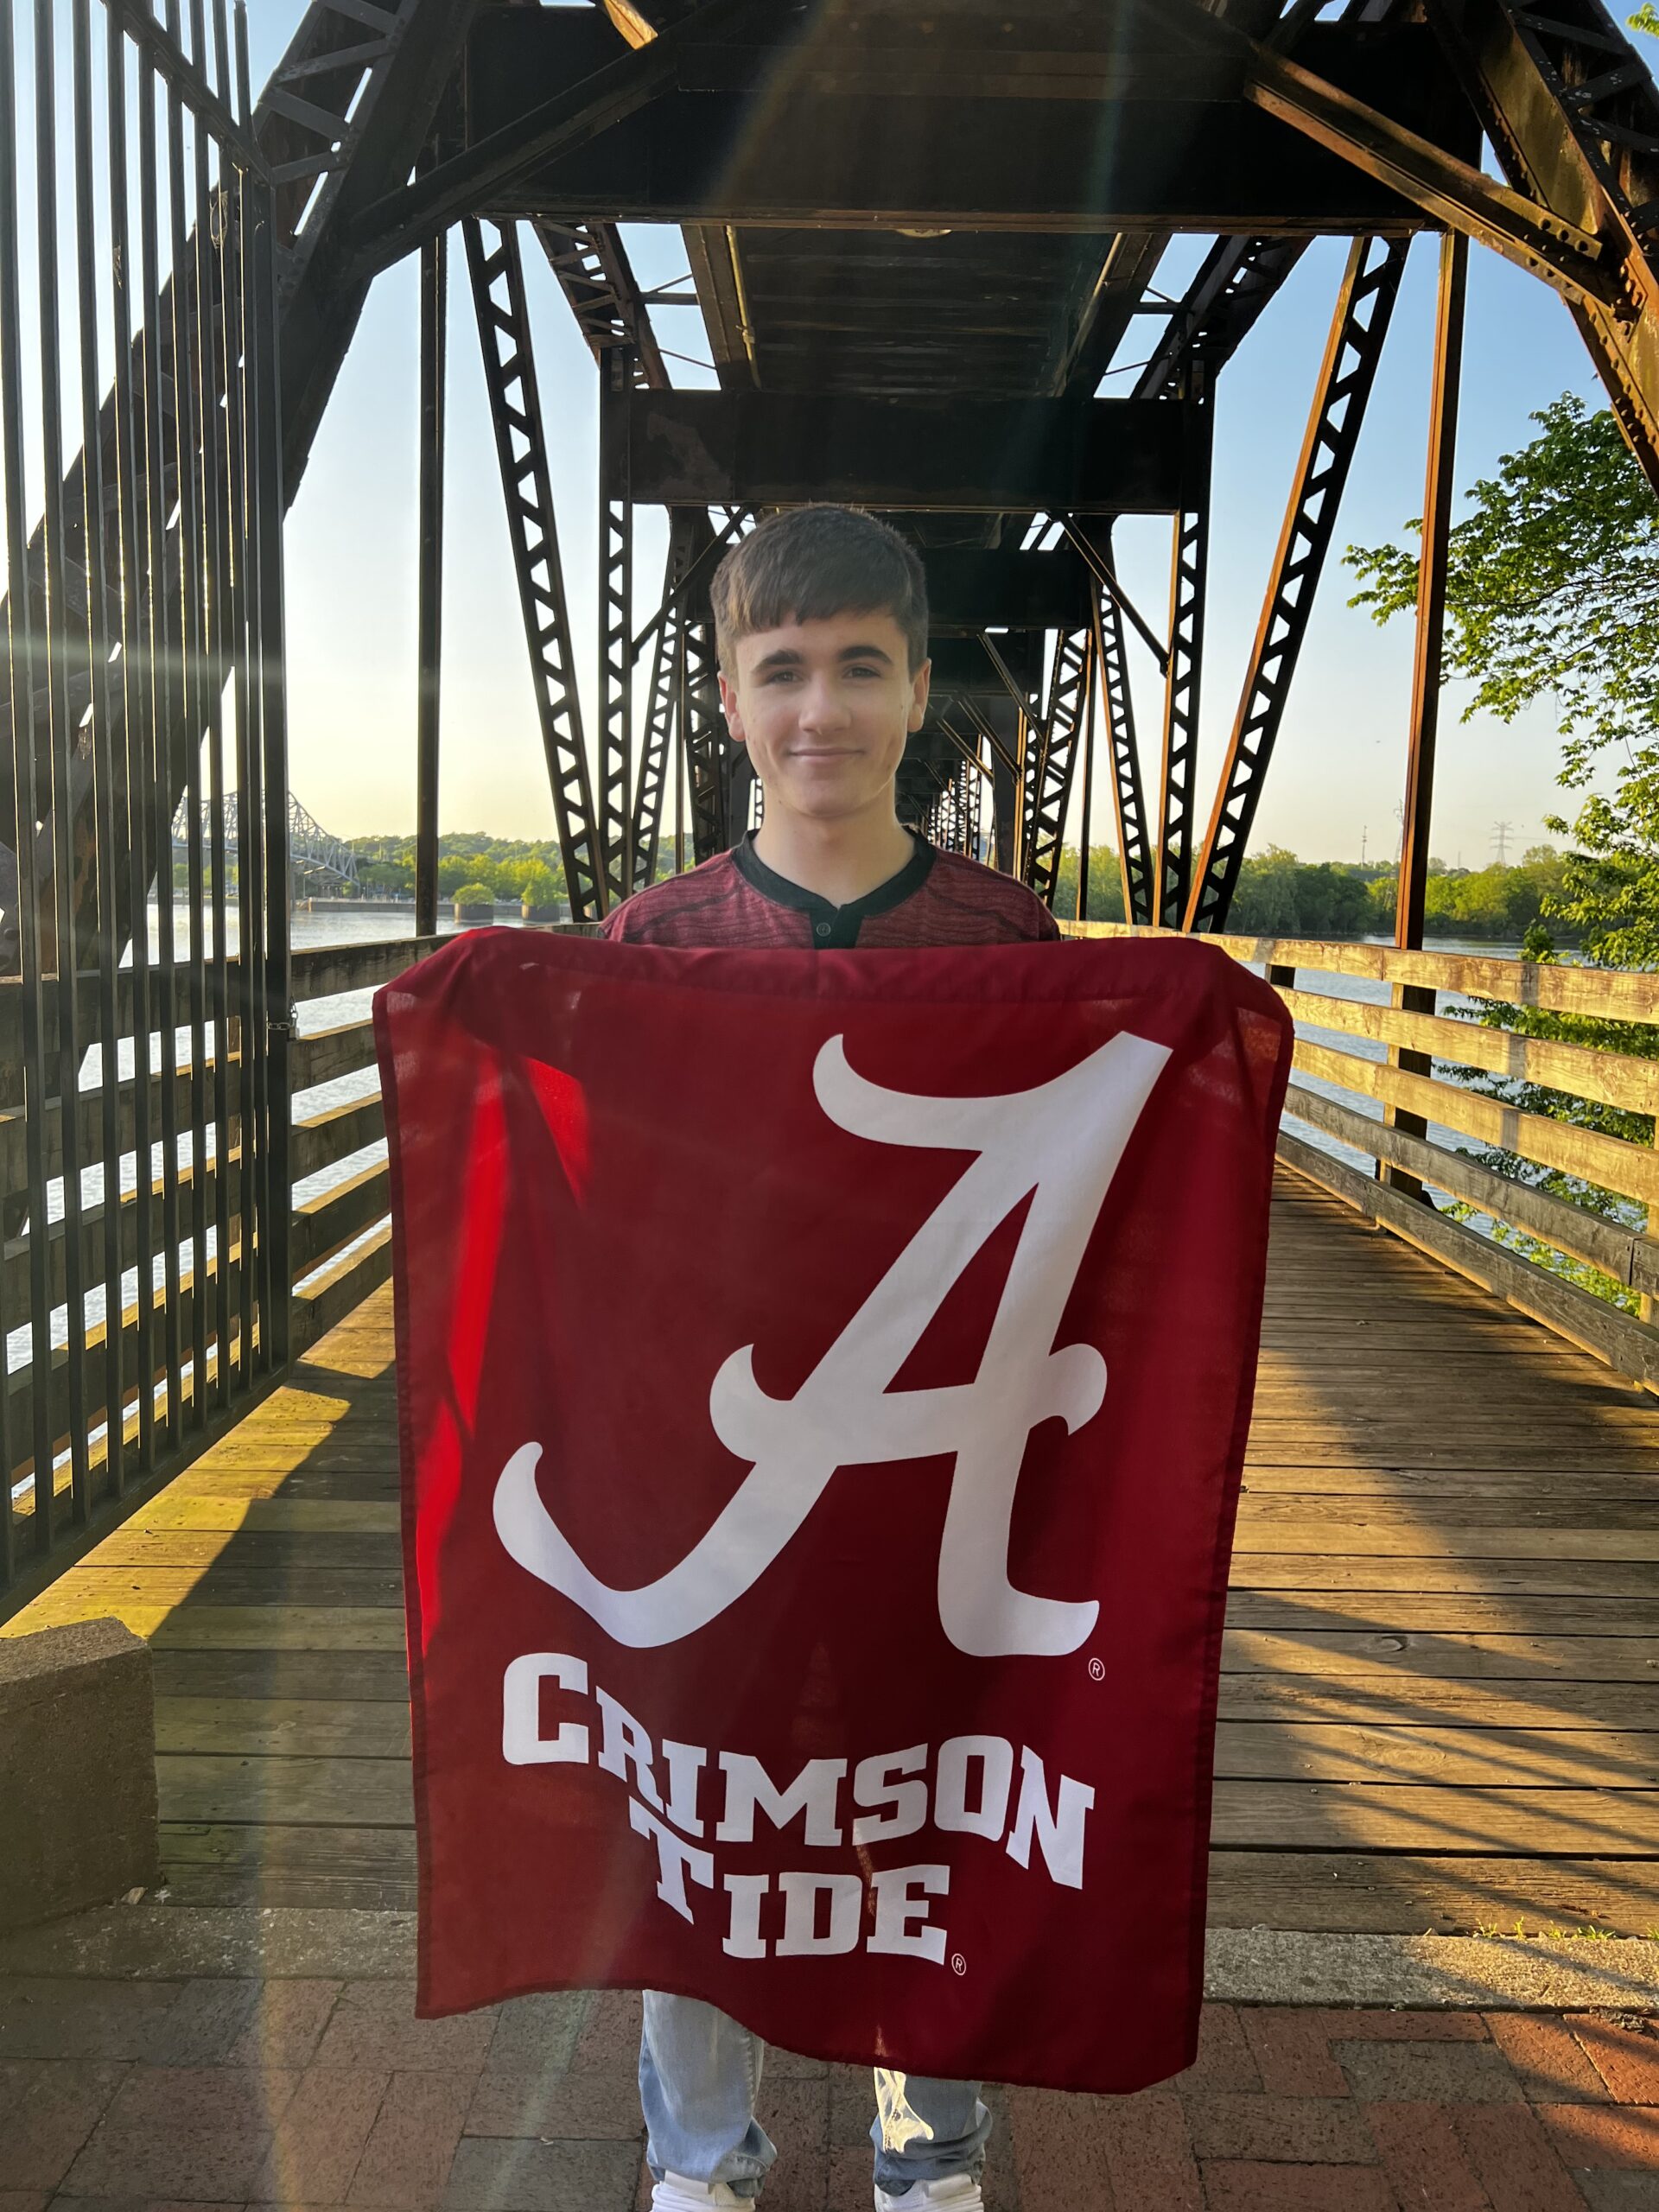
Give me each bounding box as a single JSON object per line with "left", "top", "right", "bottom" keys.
{"left": 494, "top": 1030, "right": 1171, "bottom": 1657}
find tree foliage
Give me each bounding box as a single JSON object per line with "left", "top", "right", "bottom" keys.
{"left": 1345, "top": 391, "right": 1659, "bottom": 968}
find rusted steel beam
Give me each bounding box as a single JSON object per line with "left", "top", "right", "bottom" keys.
{"left": 1095, "top": 586, "right": 1154, "bottom": 928}
{"left": 618, "top": 394, "right": 1205, "bottom": 512}
{"left": 1185, "top": 236, "right": 1408, "bottom": 936}
{"left": 463, "top": 215, "right": 605, "bottom": 922}
{"left": 1433, "top": 0, "right": 1659, "bottom": 493}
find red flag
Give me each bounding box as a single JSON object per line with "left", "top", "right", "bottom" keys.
{"left": 376, "top": 932, "right": 1290, "bottom": 2094}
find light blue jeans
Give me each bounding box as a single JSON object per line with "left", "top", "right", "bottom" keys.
{"left": 640, "top": 1990, "right": 991, "bottom": 2198}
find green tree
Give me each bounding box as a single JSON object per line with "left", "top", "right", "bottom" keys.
{"left": 1345, "top": 393, "right": 1659, "bottom": 1305}
{"left": 1052, "top": 844, "right": 1127, "bottom": 922}
{"left": 1345, "top": 391, "right": 1659, "bottom": 965}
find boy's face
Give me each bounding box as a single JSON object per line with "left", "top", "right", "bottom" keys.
{"left": 719, "top": 610, "right": 931, "bottom": 827}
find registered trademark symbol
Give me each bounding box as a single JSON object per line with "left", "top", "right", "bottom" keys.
{"left": 1087, "top": 1656, "right": 1106, "bottom": 1682}
{"left": 950, "top": 1952, "right": 968, "bottom": 1977}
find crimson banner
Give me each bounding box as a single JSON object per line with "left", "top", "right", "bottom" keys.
{"left": 376, "top": 932, "right": 1290, "bottom": 2094}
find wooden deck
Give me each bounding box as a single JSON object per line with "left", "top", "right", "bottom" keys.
{"left": 8, "top": 1169, "right": 1659, "bottom": 1936}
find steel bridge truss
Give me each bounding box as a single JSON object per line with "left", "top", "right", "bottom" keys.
{"left": 1186, "top": 234, "right": 1409, "bottom": 935}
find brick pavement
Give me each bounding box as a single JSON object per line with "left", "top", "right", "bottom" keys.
{"left": 0, "top": 1977, "right": 1655, "bottom": 2209}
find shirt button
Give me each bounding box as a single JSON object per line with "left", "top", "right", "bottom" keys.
{"left": 815, "top": 923, "right": 831, "bottom": 938}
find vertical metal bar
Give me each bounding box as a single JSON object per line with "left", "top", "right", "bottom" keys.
{"left": 1396, "top": 232, "right": 1467, "bottom": 957}
{"left": 108, "top": 0, "right": 156, "bottom": 1473}
{"left": 672, "top": 620, "right": 687, "bottom": 877}
{"left": 1388, "top": 232, "right": 1467, "bottom": 1202}
{"left": 1095, "top": 587, "right": 1152, "bottom": 925}
{"left": 190, "top": 0, "right": 232, "bottom": 1409}
{"left": 234, "top": 0, "right": 273, "bottom": 1374}
{"left": 1154, "top": 490, "right": 1208, "bottom": 930}
{"left": 0, "top": 0, "right": 31, "bottom": 1573}
{"left": 415, "top": 226, "right": 445, "bottom": 943}
{"left": 1077, "top": 638, "right": 1096, "bottom": 924}
{"left": 139, "top": 35, "right": 184, "bottom": 1447}
{"left": 72, "top": 0, "right": 124, "bottom": 1497}
{"left": 213, "top": 0, "right": 251, "bottom": 1386}
{"left": 251, "top": 170, "right": 290, "bottom": 1369}
{"left": 166, "top": 0, "right": 208, "bottom": 1427}
{"left": 35, "top": 0, "right": 92, "bottom": 1521}
{"left": 597, "top": 346, "right": 632, "bottom": 912}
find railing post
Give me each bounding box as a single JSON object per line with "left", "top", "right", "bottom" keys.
{"left": 1388, "top": 232, "right": 1466, "bottom": 1199}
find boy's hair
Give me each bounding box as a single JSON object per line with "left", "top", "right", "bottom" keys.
{"left": 710, "top": 505, "right": 929, "bottom": 675}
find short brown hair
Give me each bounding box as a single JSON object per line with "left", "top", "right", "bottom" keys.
{"left": 710, "top": 506, "right": 929, "bottom": 673}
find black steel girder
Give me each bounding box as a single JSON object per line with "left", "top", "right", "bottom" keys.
{"left": 1186, "top": 235, "right": 1408, "bottom": 934}
{"left": 1432, "top": 0, "right": 1659, "bottom": 491}
{"left": 618, "top": 394, "right": 1205, "bottom": 512}
{"left": 1095, "top": 583, "right": 1155, "bottom": 926}
{"left": 464, "top": 216, "right": 605, "bottom": 922}
{"left": 1025, "top": 626, "right": 1094, "bottom": 905}
{"left": 459, "top": 13, "right": 1474, "bottom": 238}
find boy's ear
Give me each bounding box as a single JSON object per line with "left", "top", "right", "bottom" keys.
{"left": 907, "top": 657, "right": 932, "bottom": 734}
{"left": 718, "top": 669, "right": 748, "bottom": 747}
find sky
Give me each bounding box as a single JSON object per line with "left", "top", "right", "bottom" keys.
{"left": 258, "top": 11, "right": 1626, "bottom": 868}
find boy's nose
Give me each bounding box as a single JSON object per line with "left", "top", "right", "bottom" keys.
{"left": 798, "top": 679, "right": 851, "bottom": 730}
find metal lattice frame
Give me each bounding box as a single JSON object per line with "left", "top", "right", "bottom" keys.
{"left": 1185, "top": 234, "right": 1408, "bottom": 934}
{"left": 1440, "top": 0, "right": 1659, "bottom": 488}
{"left": 1026, "top": 625, "right": 1093, "bottom": 906}
{"left": 1095, "top": 586, "right": 1154, "bottom": 926}
{"left": 1154, "top": 491, "right": 1210, "bottom": 929}
{"left": 598, "top": 347, "right": 635, "bottom": 911}
{"left": 629, "top": 511, "right": 699, "bottom": 893}
{"left": 464, "top": 214, "right": 604, "bottom": 922}
{"left": 531, "top": 217, "right": 667, "bottom": 388}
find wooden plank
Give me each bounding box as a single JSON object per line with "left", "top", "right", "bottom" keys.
{"left": 157, "top": 1821, "right": 417, "bottom": 1911}
{"left": 1284, "top": 1084, "right": 1659, "bottom": 1296}
{"left": 1278, "top": 1134, "right": 1659, "bottom": 1390}
{"left": 29, "top": 1565, "right": 404, "bottom": 1609}
{"left": 1281, "top": 984, "right": 1659, "bottom": 1116}
{"left": 158, "top": 1752, "right": 413, "bottom": 1827}
{"left": 290, "top": 1160, "right": 391, "bottom": 1279}
{"left": 136, "top": 1497, "right": 401, "bottom": 1534}
{"left": 1205, "top": 1851, "right": 1659, "bottom": 1936}
{"left": 1225, "top": 1593, "right": 1659, "bottom": 1633}
{"left": 1228, "top": 1556, "right": 1659, "bottom": 1598}
{"left": 154, "top": 1697, "right": 412, "bottom": 1758}
{"left": 290, "top": 1018, "right": 378, "bottom": 1094}
{"left": 1236, "top": 1500, "right": 1659, "bottom": 1533}
{"left": 82, "top": 1529, "right": 403, "bottom": 1572}
{"left": 292, "top": 1227, "right": 395, "bottom": 1351}
{"left": 1065, "top": 919, "right": 1659, "bottom": 1020}
{"left": 1220, "top": 1629, "right": 1659, "bottom": 1677}
{"left": 3, "top": 1600, "right": 404, "bottom": 1648}
{"left": 1215, "top": 1675, "right": 1659, "bottom": 1727}
{"left": 149, "top": 1648, "right": 413, "bottom": 1700}
{"left": 1212, "top": 1721, "right": 1659, "bottom": 1787}
{"left": 1211, "top": 1781, "right": 1659, "bottom": 1854}
{"left": 1291, "top": 1039, "right": 1659, "bottom": 1205}
{"left": 291, "top": 1091, "right": 387, "bottom": 1183}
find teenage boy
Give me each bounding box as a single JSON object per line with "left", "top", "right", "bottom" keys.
{"left": 602, "top": 505, "right": 1058, "bottom": 2212}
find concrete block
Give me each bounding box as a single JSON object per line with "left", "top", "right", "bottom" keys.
{"left": 0, "top": 1618, "right": 160, "bottom": 1932}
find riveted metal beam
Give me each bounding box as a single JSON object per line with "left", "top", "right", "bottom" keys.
{"left": 464, "top": 215, "right": 604, "bottom": 922}
{"left": 1186, "top": 235, "right": 1408, "bottom": 935}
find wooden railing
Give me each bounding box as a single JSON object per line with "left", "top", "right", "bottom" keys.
{"left": 0, "top": 927, "right": 588, "bottom": 1599}
{"left": 1066, "top": 924, "right": 1659, "bottom": 1390}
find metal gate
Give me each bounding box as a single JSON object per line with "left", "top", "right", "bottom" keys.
{"left": 0, "top": 0, "right": 288, "bottom": 1599}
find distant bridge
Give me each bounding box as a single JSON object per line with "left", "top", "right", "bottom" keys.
{"left": 171, "top": 792, "right": 361, "bottom": 890}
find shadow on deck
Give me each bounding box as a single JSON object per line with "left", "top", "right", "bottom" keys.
{"left": 7, "top": 1169, "right": 1659, "bottom": 1937}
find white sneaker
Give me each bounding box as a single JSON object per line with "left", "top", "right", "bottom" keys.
{"left": 652, "top": 2177, "right": 754, "bottom": 2212}
{"left": 874, "top": 2178, "right": 985, "bottom": 2212}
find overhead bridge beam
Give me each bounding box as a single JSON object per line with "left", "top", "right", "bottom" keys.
{"left": 619, "top": 395, "right": 1205, "bottom": 513}
{"left": 395, "top": 15, "right": 1477, "bottom": 245}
